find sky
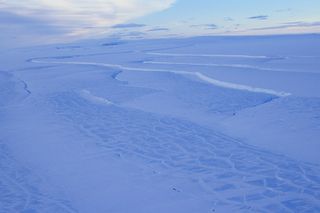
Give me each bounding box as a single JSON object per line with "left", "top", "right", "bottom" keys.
{"left": 0, "top": 0, "right": 320, "bottom": 47}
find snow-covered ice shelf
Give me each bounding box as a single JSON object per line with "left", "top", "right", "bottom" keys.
{"left": 1, "top": 34, "right": 320, "bottom": 212}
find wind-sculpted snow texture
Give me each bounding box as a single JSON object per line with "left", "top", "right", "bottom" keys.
{"left": 1, "top": 35, "right": 320, "bottom": 212}
{"left": 0, "top": 72, "right": 75, "bottom": 212}
{"left": 0, "top": 143, "right": 76, "bottom": 213}
{"left": 50, "top": 91, "right": 320, "bottom": 212}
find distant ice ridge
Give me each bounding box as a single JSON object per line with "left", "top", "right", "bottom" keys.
{"left": 146, "top": 52, "right": 320, "bottom": 60}
{"left": 144, "top": 61, "right": 292, "bottom": 72}
{"left": 146, "top": 52, "right": 279, "bottom": 59}
{"left": 31, "top": 60, "right": 291, "bottom": 97}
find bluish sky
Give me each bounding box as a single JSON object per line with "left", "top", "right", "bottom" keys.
{"left": 0, "top": 0, "right": 319, "bottom": 47}
{"left": 134, "top": 0, "right": 320, "bottom": 36}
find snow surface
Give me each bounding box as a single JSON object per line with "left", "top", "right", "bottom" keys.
{"left": 1, "top": 34, "right": 320, "bottom": 212}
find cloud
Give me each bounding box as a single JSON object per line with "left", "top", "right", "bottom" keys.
{"left": 224, "top": 17, "right": 234, "bottom": 21}
{"left": 251, "top": 21, "right": 320, "bottom": 31}
{"left": 108, "top": 30, "right": 146, "bottom": 39}
{"left": 248, "top": 15, "right": 269, "bottom": 20}
{"left": 275, "top": 8, "right": 292, "bottom": 13}
{"left": 0, "top": 11, "right": 65, "bottom": 34}
{"left": 148, "top": 27, "right": 169, "bottom": 32}
{"left": 0, "top": 10, "right": 67, "bottom": 48}
{"left": 112, "top": 23, "right": 146, "bottom": 28}
{"left": 206, "top": 24, "right": 218, "bottom": 29}
{"left": 284, "top": 21, "right": 320, "bottom": 26}
{"left": 190, "top": 24, "right": 219, "bottom": 30}
{"left": 0, "top": 0, "right": 176, "bottom": 46}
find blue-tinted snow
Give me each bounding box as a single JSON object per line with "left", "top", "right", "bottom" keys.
{"left": 0, "top": 34, "right": 320, "bottom": 212}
